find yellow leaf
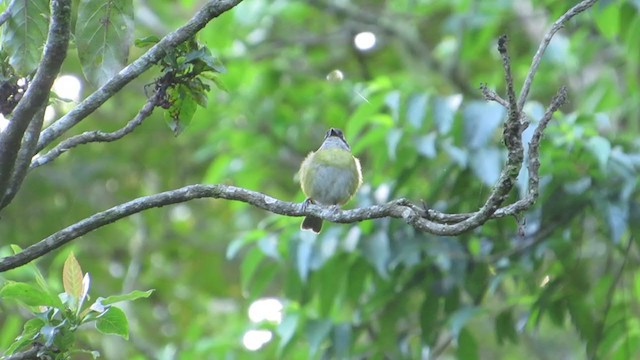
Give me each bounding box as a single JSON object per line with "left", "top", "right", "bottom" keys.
{"left": 63, "top": 252, "right": 83, "bottom": 302}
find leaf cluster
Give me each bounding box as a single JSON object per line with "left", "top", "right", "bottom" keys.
{"left": 0, "top": 251, "right": 153, "bottom": 359}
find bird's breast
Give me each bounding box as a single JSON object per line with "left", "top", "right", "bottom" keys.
{"left": 301, "top": 149, "right": 361, "bottom": 205}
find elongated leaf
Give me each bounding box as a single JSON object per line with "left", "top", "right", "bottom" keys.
{"left": 0, "top": 282, "right": 59, "bottom": 307}
{"left": 306, "top": 319, "right": 332, "bottom": 357}
{"left": 1, "top": 0, "right": 49, "bottom": 75}
{"left": 100, "top": 289, "right": 154, "bottom": 305}
{"left": 76, "top": 0, "right": 134, "bottom": 86}
{"left": 63, "top": 252, "right": 84, "bottom": 304}
{"left": 420, "top": 293, "right": 441, "bottom": 345}
{"left": 96, "top": 306, "right": 129, "bottom": 339}
{"left": 277, "top": 312, "right": 299, "bottom": 356}
{"left": 456, "top": 328, "right": 479, "bottom": 360}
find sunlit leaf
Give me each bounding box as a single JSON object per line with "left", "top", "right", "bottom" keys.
{"left": 63, "top": 252, "right": 84, "bottom": 305}
{"left": 100, "top": 289, "right": 154, "bottom": 305}
{"left": 0, "top": 282, "right": 60, "bottom": 308}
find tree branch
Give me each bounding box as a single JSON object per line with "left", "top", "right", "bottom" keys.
{"left": 1, "top": 343, "right": 45, "bottom": 360}
{"left": 517, "top": 0, "right": 598, "bottom": 109}
{"left": 0, "top": 107, "right": 45, "bottom": 208}
{"left": 0, "top": 0, "right": 595, "bottom": 273}
{"left": 0, "top": 0, "right": 16, "bottom": 27}
{"left": 35, "top": 0, "right": 243, "bottom": 152}
{"left": 30, "top": 91, "right": 162, "bottom": 170}
{"left": 0, "top": 0, "right": 71, "bottom": 202}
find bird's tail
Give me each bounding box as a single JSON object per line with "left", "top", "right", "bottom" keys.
{"left": 301, "top": 215, "right": 322, "bottom": 233}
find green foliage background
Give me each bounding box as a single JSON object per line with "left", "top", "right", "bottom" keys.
{"left": 1, "top": 0, "right": 640, "bottom": 359}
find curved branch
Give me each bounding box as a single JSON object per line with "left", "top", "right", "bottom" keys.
{"left": 0, "top": 0, "right": 71, "bottom": 201}
{"left": 30, "top": 91, "right": 161, "bottom": 169}
{"left": 517, "top": 0, "right": 598, "bottom": 109}
{"left": 36, "top": 0, "right": 243, "bottom": 152}
{"left": 0, "top": 183, "right": 506, "bottom": 272}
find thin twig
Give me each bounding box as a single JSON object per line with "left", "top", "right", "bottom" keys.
{"left": 30, "top": 92, "right": 162, "bottom": 169}
{"left": 517, "top": 0, "right": 598, "bottom": 109}
{"left": 480, "top": 83, "right": 509, "bottom": 108}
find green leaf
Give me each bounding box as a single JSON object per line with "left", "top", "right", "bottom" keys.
{"left": 433, "top": 95, "right": 461, "bottom": 135}
{"left": 448, "top": 306, "right": 481, "bottom": 338}
{"left": 295, "top": 237, "right": 313, "bottom": 282}
{"left": 10, "top": 244, "right": 50, "bottom": 294}
{"left": 306, "top": 319, "right": 332, "bottom": 357}
{"left": 100, "top": 289, "right": 154, "bottom": 305}
{"left": 415, "top": 132, "right": 437, "bottom": 158}
{"left": 5, "top": 318, "right": 45, "bottom": 355}
{"left": 331, "top": 323, "right": 352, "bottom": 359}
{"left": 360, "top": 231, "right": 390, "bottom": 278}
{"left": 420, "top": 293, "right": 441, "bottom": 345}
{"left": 0, "top": 282, "right": 60, "bottom": 307}
{"left": 95, "top": 306, "right": 129, "bottom": 340}
{"left": 567, "top": 295, "right": 595, "bottom": 343}
{"left": 406, "top": 92, "right": 429, "bottom": 128}
{"left": 134, "top": 35, "right": 160, "bottom": 48}
{"left": 241, "top": 247, "right": 265, "bottom": 292}
{"left": 63, "top": 252, "right": 84, "bottom": 306}
{"left": 277, "top": 312, "right": 299, "bottom": 357}
{"left": 456, "top": 327, "right": 478, "bottom": 360}
{"left": 76, "top": 0, "right": 134, "bottom": 86}
{"left": 586, "top": 135, "right": 611, "bottom": 170}
{"left": 495, "top": 308, "right": 518, "bottom": 345}
{"left": 165, "top": 84, "right": 198, "bottom": 136}
{"left": 0, "top": 0, "right": 49, "bottom": 75}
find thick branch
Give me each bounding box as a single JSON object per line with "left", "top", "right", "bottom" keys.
{"left": 30, "top": 92, "right": 161, "bottom": 169}
{"left": 0, "top": 0, "right": 71, "bottom": 201}
{"left": 0, "top": 0, "right": 16, "bottom": 27}
{"left": 517, "top": 0, "right": 597, "bottom": 109}
{"left": 0, "top": 107, "right": 45, "bottom": 208}
{"left": 36, "top": 0, "right": 243, "bottom": 152}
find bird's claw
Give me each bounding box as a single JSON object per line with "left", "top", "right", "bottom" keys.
{"left": 302, "top": 198, "right": 314, "bottom": 212}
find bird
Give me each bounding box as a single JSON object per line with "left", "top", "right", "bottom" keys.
{"left": 298, "top": 128, "right": 362, "bottom": 233}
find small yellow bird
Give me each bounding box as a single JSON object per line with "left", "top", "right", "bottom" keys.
{"left": 298, "top": 128, "right": 362, "bottom": 233}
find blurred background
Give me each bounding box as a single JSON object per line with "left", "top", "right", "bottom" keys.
{"left": 1, "top": 0, "right": 639, "bottom": 358}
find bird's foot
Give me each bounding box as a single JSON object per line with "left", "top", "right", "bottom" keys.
{"left": 302, "top": 198, "right": 315, "bottom": 212}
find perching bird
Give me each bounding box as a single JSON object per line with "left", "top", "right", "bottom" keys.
{"left": 298, "top": 128, "right": 362, "bottom": 233}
